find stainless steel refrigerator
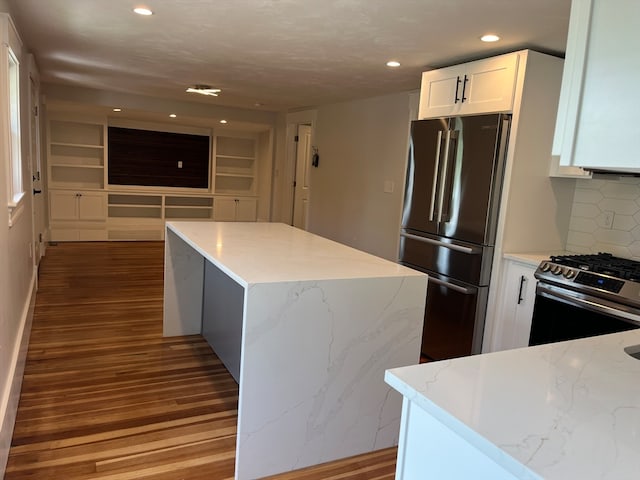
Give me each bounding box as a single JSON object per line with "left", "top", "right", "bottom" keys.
{"left": 399, "top": 114, "right": 511, "bottom": 361}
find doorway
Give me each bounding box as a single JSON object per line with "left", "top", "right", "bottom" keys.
{"left": 28, "top": 60, "right": 44, "bottom": 266}
{"left": 291, "top": 124, "right": 312, "bottom": 229}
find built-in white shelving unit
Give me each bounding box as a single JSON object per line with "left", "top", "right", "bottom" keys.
{"left": 48, "top": 119, "right": 106, "bottom": 189}
{"left": 214, "top": 134, "right": 257, "bottom": 195}
{"left": 46, "top": 112, "right": 270, "bottom": 241}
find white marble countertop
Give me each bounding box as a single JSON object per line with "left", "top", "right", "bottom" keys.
{"left": 386, "top": 330, "right": 640, "bottom": 479}
{"left": 502, "top": 251, "right": 571, "bottom": 267}
{"left": 166, "top": 221, "right": 423, "bottom": 287}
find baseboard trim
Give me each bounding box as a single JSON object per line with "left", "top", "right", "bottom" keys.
{"left": 0, "top": 269, "right": 36, "bottom": 476}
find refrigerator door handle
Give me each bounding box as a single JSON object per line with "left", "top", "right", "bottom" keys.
{"left": 428, "top": 130, "right": 443, "bottom": 221}
{"left": 429, "top": 276, "right": 475, "bottom": 295}
{"left": 400, "top": 231, "right": 481, "bottom": 254}
{"left": 436, "top": 130, "right": 452, "bottom": 223}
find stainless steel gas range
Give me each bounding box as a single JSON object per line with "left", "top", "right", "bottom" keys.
{"left": 529, "top": 253, "right": 640, "bottom": 346}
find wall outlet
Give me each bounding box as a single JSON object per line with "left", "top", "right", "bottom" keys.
{"left": 383, "top": 180, "right": 394, "bottom": 194}
{"left": 603, "top": 210, "right": 615, "bottom": 229}
{"left": 178, "top": 161, "right": 183, "bottom": 169}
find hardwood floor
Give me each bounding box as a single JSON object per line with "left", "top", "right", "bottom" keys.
{"left": 5, "top": 241, "right": 397, "bottom": 480}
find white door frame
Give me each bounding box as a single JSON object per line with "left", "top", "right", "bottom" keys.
{"left": 283, "top": 110, "right": 316, "bottom": 227}
{"left": 291, "top": 124, "right": 312, "bottom": 229}
{"left": 27, "top": 55, "right": 45, "bottom": 265}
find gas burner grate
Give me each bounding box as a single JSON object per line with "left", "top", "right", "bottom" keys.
{"left": 549, "top": 253, "right": 640, "bottom": 282}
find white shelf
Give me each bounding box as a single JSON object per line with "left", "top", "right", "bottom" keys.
{"left": 50, "top": 142, "right": 104, "bottom": 149}
{"left": 105, "top": 191, "right": 215, "bottom": 223}
{"left": 51, "top": 163, "right": 104, "bottom": 169}
{"left": 48, "top": 119, "right": 106, "bottom": 189}
{"left": 109, "top": 206, "right": 163, "bottom": 218}
{"left": 215, "top": 172, "right": 254, "bottom": 178}
{"left": 216, "top": 154, "right": 255, "bottom": 160}
{"left": 165, "top": 196, "right": 213, "bottom": 207}
{"left": 214, "top": 134, "right": 257, "bottom": 195}
{"left": 49, "top": 120, "right": 104, "bottom": 146}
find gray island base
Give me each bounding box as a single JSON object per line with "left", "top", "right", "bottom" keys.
{"left": 163, "top": 221, "right": 427, "bottom": 479}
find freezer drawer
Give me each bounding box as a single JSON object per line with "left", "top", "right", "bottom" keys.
{"left": 419, "top": 272, "right": 489, "bottom": 361}
{"left": 399, "top": 229, "right": 494, "bottom": 286}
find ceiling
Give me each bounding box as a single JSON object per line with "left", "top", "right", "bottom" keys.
{"left": 8, "top": 0, "right": 572, "bottom": 112}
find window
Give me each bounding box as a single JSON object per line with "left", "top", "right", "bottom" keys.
{"left": 7, "top": 46, "right": 23, "bottom": 207}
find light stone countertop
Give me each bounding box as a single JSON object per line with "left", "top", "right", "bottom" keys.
{"left": 502, "top": 251, "right": 571, "bottom": 268}
{"left": 386, "top": 330, "right": 640, "bottom": 479}
{"left": 166, "top": 221, "right": 422, "bottom": 287}
{"left": 164, "top": 221, "right": 428, "bottom": 479}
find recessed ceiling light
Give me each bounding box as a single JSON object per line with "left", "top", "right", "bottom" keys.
{"left": 254, "top": 103, "right": 263, "bottom": 107}
{"left": 220, "top": 120, "right": 227, "bottom": 124}
{"left": 134, "top": 7, "right": 153, "bottom": 16}
{"left": 386, "top": 60, "right": 401, "bottom": 68}
{"left": 169, "top": 114, "right": 177, "bottom": 118}
{"left": 480, "top": 34, "right": 500, "bottom": 42}
{"left": 186, "top": 85, "right": 221, "bottom": 96}
{"left": 112, "top": 108, "right": 122, "bottom": 112}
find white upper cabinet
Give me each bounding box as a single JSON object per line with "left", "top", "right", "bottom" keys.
{"left": 553, "top": 0, "right": 640, "bottom": 173}
{"left": 418, "top": 53, "right": 519, "bottom": 119}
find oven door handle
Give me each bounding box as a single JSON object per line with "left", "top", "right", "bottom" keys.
{"left": 537, "top": 284, "right": 640, "bottom": 326}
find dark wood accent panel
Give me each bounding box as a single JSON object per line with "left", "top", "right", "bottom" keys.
{"left": 6, "top": 242, "right": 398, "bottom": 480}
{"left": 108, "top": 127, "right": 210, "bottom": 188}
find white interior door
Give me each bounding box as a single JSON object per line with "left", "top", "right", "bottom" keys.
{"left": 29, "top": 70, "right": 45, "bottom": 264}
{"left": 292, "top": 124, "right": 311, "bottom": 230}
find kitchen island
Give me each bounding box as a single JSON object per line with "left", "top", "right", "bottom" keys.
{"left": 385, "top": 329, "right": 640, "bottom": 479}
{"left": 163, "top": 221, "right": 427, "bottom": 480}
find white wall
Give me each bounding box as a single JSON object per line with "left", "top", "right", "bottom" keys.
{"left": 0, "top": 12, "right": 37, "bottom": 475}
{"left": 309, "top": 91, "right": 414, "bottom": 261}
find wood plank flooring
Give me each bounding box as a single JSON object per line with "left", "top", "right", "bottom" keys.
{"left": 5, "top": 241, "right": 397, "bottom": 480}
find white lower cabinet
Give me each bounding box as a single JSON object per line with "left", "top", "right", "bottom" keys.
{"left": 49, "top": 190, "right": 108, "bottom": 241}
{"left": 50, "top": 190, "right": 107, "bottom": 221}
{"left": 393, "top": 397, "right": 521, "bottom": 480}
{"left": 213, "top": 197, "right": 257, "bottom": 222}
{"left": 493, "top": 259, "right": 537, "bottom": 351}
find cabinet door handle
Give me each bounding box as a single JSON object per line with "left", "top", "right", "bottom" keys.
{"left": 454, "top": 76, "right": 462, "bottom": 104}
{"left": 517, "top": 275, "right": 527, "bottom": 305}
{"left": 461, "top": 75, "right": 469, "bottom": 103}
{"left": 33, "top": 189, "right": 42, "bottom": 195}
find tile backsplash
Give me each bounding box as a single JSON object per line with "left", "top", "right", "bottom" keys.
{"left": 566, "top": 177, "right": 640, "bottom": 260}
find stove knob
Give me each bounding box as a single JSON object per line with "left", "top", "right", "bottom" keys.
{"left": 541, "top": 262, "right": 552, "bottom": 272}
{"left": 563, "top": 269, "right": 576, "bottom": 279}
{"left": 551, "top": 266, "right": 563, "bottom": 275}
